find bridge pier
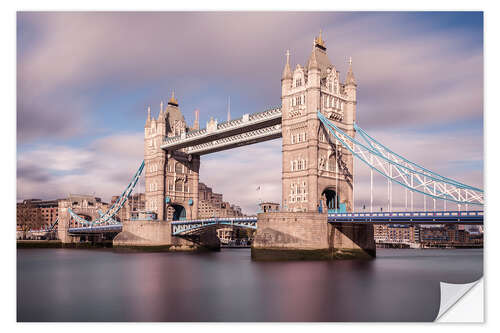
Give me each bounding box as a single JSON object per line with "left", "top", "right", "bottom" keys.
{"left": 112, "top": 220, "right": 220, "bottom": 251}
{"left": 251, "top": 212, "right": 375, "bottom": 260}
{"left": 328, "top": 223, "right": 376, "bottom": 259}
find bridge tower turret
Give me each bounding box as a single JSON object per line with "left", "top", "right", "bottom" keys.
{"left": 281, "top": 31, "right": 355, "bottom": 213}
{"left": 144, "top": 92, "right": 200, "bottom": 221}
{"left": 144, "top": 101, "right": 167, "bottom": 220}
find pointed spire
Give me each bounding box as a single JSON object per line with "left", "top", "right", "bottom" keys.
{"left": 193, "top": 109, "right": 199, "bottom": 130}
{"left": 146, "top": 106, "right": 151, "bottom": 126}
{"left": 158, "top": 100, "right": 165, "bottom": 122}
{"left": 282, "top": 49, "right": 292, "bottom": 80}
{"left": 308, "top": 43, "right": 319, "bottom": 70}
{"left": 315, "top": 29, "right": 325, "bottom": 48}
{"left": 168, "top": 90, "right": 178, "bottom": 106}
{"left": 346, "top": 56, "right": 356, "bottom": 86}
{"left": 227, "top": 97, "right": 231, "bottom": 122}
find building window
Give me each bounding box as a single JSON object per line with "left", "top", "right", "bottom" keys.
{"left": 175, "top": 163, "right": 183, "bottom": 174}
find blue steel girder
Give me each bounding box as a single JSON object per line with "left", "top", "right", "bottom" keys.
{"left": 317, "top": 112, "right": 484, "bottom": 206}
{"left": 67, "top": 161, "right": 144, "bottom": 227}
{"left": 328, "top": 210, "right": 483, "bottom": 225}
{"left": 171, "top": 217, "right": 258, "bottom": 236}
{"left": 68, "top": 224, "right": 123, "bottom": 234}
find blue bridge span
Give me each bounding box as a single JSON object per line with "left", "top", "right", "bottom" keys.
{"left": 66, "top": 210, "right": 483, "bottom": 236}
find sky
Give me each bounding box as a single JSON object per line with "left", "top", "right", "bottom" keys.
{"left": 16, "top": 11, "right": 483, "bottom": 214}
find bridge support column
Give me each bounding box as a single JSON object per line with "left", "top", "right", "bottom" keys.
{"left": 57, "top": 202, "right": 78, "bottom": 244}
{"left": 252, "top": 212, "right": 375, "bottom": 260}
{"left": 113, "top": 220, "right": 220, "bottom": 251}
{"left": 252, "top": 212, "right": 330, "bottom": 260}
{"left": 328, "top": 223, "right": 376, "bottom": 259}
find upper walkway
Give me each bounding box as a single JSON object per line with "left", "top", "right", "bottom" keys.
{"left": 161, "top": 106, "right": 282, "bottom": 155}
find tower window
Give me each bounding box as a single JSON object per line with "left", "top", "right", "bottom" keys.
{"left": 175, "top": 163, "right": 183, "bottom": 174}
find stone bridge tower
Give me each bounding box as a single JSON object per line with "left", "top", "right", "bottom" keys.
{"left": 281, "top": 31, "right": 356, "bottom": 213}
{"left": 144, "top": 92, "right": 200, "bottom": 221}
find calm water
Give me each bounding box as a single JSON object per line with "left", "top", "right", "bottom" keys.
{"left": 17, "top": 248, "right": 483, "bottom": 322}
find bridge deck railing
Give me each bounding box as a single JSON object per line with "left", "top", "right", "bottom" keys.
{"left": 162, "top": 106, "right": 281, "bottom": 147}
{"left": 327, "top": 210, "right": 483, "bottom": 218}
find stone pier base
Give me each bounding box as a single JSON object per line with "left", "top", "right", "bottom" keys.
{"left": 328, "top": 223, "right": 376, "bottom": 259}
{"left": 112, "top": 220, "right": 220, "bottom": 251}
{"left": 251, "top": 212, "right": 376, "bottom": 260}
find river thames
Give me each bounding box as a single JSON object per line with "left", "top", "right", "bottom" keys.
{"left": 17, "top": 248, "right": 483, "bottom": 322}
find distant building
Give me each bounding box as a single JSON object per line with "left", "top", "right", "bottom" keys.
{"left": 16, "top": 199, "right": 60, "bottom": 231}
{"left": 16, "top": 194, "right": 109, "bottom": 230}
{"left": 419, "top": 225, "right": 483, "bottom": 247}
{"left": 374, "top": 224, "right": 419, "bottom": 244}
{"left": 198, "top": 182, "right": 244, "bottom": 218}
{"left": 259, "top": 202, "right": 280, "bottom": 213}
{"left": 375, "top": 223, "right": 483, "bottom": 247}
{"left": 110, "top": 193, "right": 146, "bottom": 222}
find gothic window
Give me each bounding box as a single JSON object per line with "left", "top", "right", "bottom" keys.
{"left": 175, "top": 181, "right": 182, "bottom": 192}
{"left": 175, "top": 163, "right": 183, "bottom": 174}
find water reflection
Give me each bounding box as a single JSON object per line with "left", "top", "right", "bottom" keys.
{"left": 17, "top": 248, "right": 483, "bottom": 322}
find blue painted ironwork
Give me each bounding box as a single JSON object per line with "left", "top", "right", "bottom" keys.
{"left": 68, "top": 224, "right": 123, "bottom": 234}
{"left": 317, "top": 112, "right": 484, "bottom": 206}
{"left": 355, "top": 124, "right": 481, "bottom": 191}
{"left": 328, "top": 210, "right": 483, "bottom": 225}
{"left": 171, "top": 217, "right": 258, "bottom": 236}
{"left": 67, "top": 161, "right": 144, "bottom": 227}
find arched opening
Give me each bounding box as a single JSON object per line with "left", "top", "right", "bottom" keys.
{"left": 322, "top": 189, "right": 339, "bottom": 212}
{"left": 172, "top": 204, "right": 186, "bottom": 221}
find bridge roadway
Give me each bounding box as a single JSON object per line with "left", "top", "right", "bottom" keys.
{"left": 161, "top": 106, "right": 282, "bottom": 155}
{"left": 65, "top": 210, "right": 483, "bottom": 235}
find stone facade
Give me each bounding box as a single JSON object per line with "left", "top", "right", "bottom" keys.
{"left": 144, "top": 92, "right": 200, "bottom": 221}
{"left": 17, "top": 199, "right": 60, "bottom": 230}
{"left": 198, "top": 182, "right": 244, "bottom": 218}
{"left": 259, "top": 202, "right": 280, "bottom": 212}
{"left": 113, "top": 219, "right": 220, "bottom": 251}
{"left": 281, "top": 32, "right": 356, "bottom": 213}
{"left": 252, "top": 212, "right": 375, "bottom": 260}
{"left": 111, "top": 193, "right": 146, "bottom": 222}
{"left": 57, "top": 195, "right": 110, "bottom": 243}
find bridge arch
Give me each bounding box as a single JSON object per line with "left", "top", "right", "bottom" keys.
{"left": 170, "top": 203, "right": 186, "bottom": 221}
{"left": 322, "top": 188, "right": 339, "bottom": 212}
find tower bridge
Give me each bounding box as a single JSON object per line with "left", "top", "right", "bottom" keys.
{"left": 49, "top": 31, "right": 483, "bottom": 259}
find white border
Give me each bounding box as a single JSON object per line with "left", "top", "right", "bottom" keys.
{"left": 4, "top": 0, "right": 497, "bottom": 331}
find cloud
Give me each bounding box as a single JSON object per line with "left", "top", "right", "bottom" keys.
{"left": 200, "top": 140, "right": 282, "bottom": 213}
{"left": 18, "top": 12, "right": 483, "bottom": 142}
{"left": 17, "top": 12, "right": 483, "bottom": 213}
{"left": 17, "top": 132, "right": 144, "bottom": 202}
